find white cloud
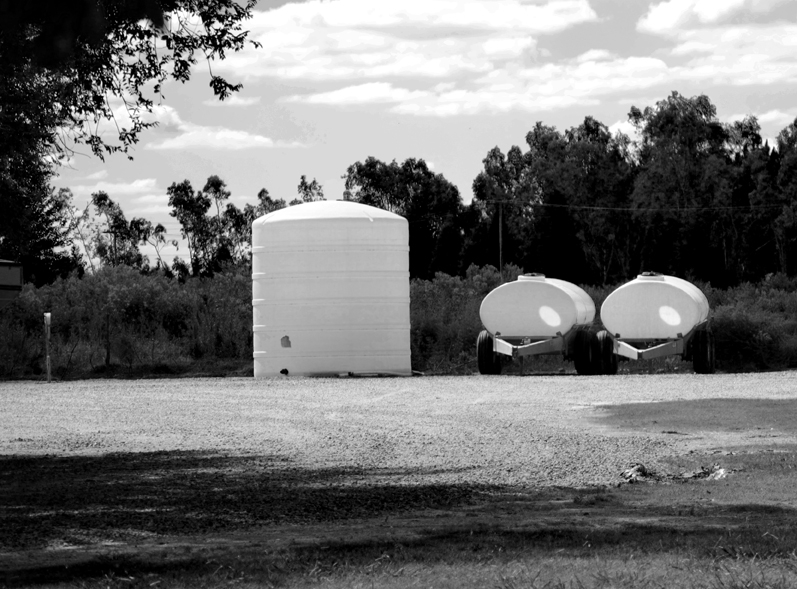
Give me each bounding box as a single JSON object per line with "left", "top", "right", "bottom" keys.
{"left": 670, "top": 40, "right": 714, "bottom": 55}
{"left": 202, "top": 95, "right": 262, "bottom": 107}
{"left": 575, "top": 49, "right": 616, "bottom": 63}
{"left": 726, "top": 109, "right": 795, "bottom": 129}
{"left": 609, "top": 120, "right": 638, "bottom": 139}
{"left": 274, "top": 17, "right": 797, "bottom": 118}
{"left": 145, "top": 104, "right": 183, "bottom": 128}
{"left": 758, "top": 110, "right": 796, "bottom": 126}
{"left": 70, "top": 178, "right": 159, "bottom": 196}
{"left": 286, "top": 83, "right": 429, "bottom": 105}
{"left": 141, "top": 104, "right": 304, "bottom": 150}
{"left": 148, "top": 124, "right": 303, "bottom": 150}
{"left": 725, "top": 113, "right": 748, "bottom": 124}
{"left": 670, "top": 25, "right": 797, "bottom": 86}
{"left": 84, "top": 170, "right": 109, "bottom": 180}
{"left": 390, "top": 88, "right": 594, "bottom": 117}
{"left": 285, "top": 53, "right": 678, "bottom": 116}
{"left": 639, "top": 0, "right": 792, "bottom": 33}
{"left": 482, "top": 37, "right": 536, "bottom": 60}
{"left": 217, "top": 0, "right": 596, "bottom": 81}
{"left": 258, "top": 0, "right": 597, "bottom": 33}
{"left": 126, "top": 195, "right": 173, "bottom": 218}
{"left": 203, "top": 0, "right": 796, "bottom": 120}
{"left": 513, "top": 56, "right": 671, "bottom": 100}
{"left": 93, "top": 103, "right": 294, "bottom": 151}
{"left": 132, "top": 194, "right": 169, "bottom": 204}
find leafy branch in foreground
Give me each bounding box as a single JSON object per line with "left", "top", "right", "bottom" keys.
{"left": 1, "top": 0, "right": 260, "bottom": 161}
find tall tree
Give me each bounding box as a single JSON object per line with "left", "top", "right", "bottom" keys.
{"left": 0, "top": 182, "right": 82, "bottom": 285}
{"left": 725, "top": 117, "right": 782, "bottom": 281}
{"left": 129, "top": 217, "right": 176, "bottom": 272}
{"left": 247, "top": 188, "right": 287, "bottom": 218}
{"left": 297, "top": 175, "right": 326, "bottom": 203}
{"left": 1, "top": 0, "right": 258, "bottom": 285}
{"left": 773, "top": 119, "right": 797, "bottom": 275}
{"left": 628, "top": 92, "right": 733, "bottom": 283}
{"left": 0, "top": 60, "right": 82, "bottom": 283}
{"left": 201, "top": 175, "right": 232, "bottom": 264}
{"left": 470, "top": 145, "right": 538, "bottom": 272}
{"left": 91, "top": 191, "right": 144, "bottom": 268}
{"left": 1, "top": 1, "right": 259, "bottom": 160}
{"left": 562, "top": 117, "right": 635, "bottom": 284}
{"left": 344, "top": 157, "right": 464, "bottom": 278}
{"left": 166, "top": 179, "right": 213, "bottom": 276}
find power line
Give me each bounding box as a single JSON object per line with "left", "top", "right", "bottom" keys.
{"left": 481, "top": 200, "right": 786, "bottom": 212}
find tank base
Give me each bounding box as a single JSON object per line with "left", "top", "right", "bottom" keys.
{"left": 254, "top": 355, "right": 412, "bottom": 377}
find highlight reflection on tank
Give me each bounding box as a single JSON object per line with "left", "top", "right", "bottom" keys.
{"left": 600, "top": 272, "right": 715, "bottom": 374}
{"left": 251, "top": 200, "right": 411, "bottom": 377}
{"left": 476, "top": 272, "right": 715, "bottom": 376}
{"left": 476, "top": 274, "right": 617, "bottom": 375}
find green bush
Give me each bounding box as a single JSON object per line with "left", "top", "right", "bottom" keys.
{"left": 409, "top": 270, "right": 797, "bottom": 375}
{"left": 3, "top": 266, "right": 797, "bottom": 378}
{"left": 709, "top": 274, "right": 797, "bottom": 371}
{"left": 0, "top": 265, "right": 252, "bottom": 379}
{"left": 409, "top": 264, "right": 521, "bottom": 374}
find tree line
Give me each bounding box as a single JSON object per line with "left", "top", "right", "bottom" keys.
{"left": 349, "top": 91, "right": 797, "bottom": 287}
{"left": 3, "top": 4, "right": 797, "bottom": 377}
{"left": 0, "top": 0, "right": 258, "bottom": 286}
{"left": 2, "top": 3, "right": 796, "bottom": 289}
{"left": 53, "top": 174, "right": 326, "bottom": 282}
{"left": 10, "top": 91, "right": 796, "bottom": 289}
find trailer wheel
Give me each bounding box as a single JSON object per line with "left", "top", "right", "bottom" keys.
{"left": 573, "top": 329, "right": 596, "bottom": 375}
{"left": 595, "top": 330, "right": 618, "bottom": 375}
{"left": 692, "top": 329, "right": 716, "bottom": 374}
{"left": 477, "top": 330, "right": 502, "bottom": 375}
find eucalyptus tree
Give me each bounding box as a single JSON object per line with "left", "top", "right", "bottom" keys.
{"left": 1, "top": 0, "right": 259, "bottom": 284}
{"left": 344, "top": 157, "right": 464, "bottom": 278}
{"left": 628, "top": 92, "right": 733, "bottom": 283}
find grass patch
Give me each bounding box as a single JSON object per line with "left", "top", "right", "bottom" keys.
{"left": 4, "top": 449, "right": 797, "bottom": 588}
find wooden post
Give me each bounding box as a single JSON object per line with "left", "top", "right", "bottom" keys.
{"left": 498, "top": 201, "right": 503, "bottom": 277}
{"left": 44, "top": 312, "right": 51, "bottom": 383}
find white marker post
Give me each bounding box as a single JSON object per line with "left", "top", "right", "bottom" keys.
{"left": 44, "top": 313, "right": 51, "bottom": 383}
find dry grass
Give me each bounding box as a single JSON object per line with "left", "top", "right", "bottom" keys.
{"left": 2, "top": 376, "right": 797, "bottom": 588}
{"left": 4, "top": 449, "right": 797, "bottom": 589}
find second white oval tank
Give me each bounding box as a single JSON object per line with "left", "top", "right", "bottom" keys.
{"left": 252, "top": 200, "right": 411, "bottom": 377}
{"left": 479, "top": 274, "right": 596, "bottom": 338}
{"left": 601, "top": 273, "right": 709, "bottom": 340}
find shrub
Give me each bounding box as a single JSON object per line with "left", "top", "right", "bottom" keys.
{"left": 4, "top": 265, "right": 797, "bottom": 378}
{"left": 0, "top": 265, "right": 252, "bottom": 379}
{"left": 409, "top": 264, "right": 521, "bottom": 373}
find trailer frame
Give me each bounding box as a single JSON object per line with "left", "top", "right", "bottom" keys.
{"left": 478, "top": 324, "right": 618, "bottom": 375}
{"left": 608, "top": 317, "right": 715, "bottom": 373}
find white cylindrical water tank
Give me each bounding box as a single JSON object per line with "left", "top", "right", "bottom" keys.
{"left": 252, "top": 201, "right": 411, "bottom": 377}
{"left": 479, "top": 274, "right": 596, "bottom": 338}
{"left": 601, "top": 273, "right": 709, "bottom": 340}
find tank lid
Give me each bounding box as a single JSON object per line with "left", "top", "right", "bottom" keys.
{"left": 518, "top": 273, "right": 545, "bottom": 282}
{"left": 255, "top": 200, "right": 406, "bottom": 224}
{"left": 637, "top": 271, "right": 665, "bottom": 281}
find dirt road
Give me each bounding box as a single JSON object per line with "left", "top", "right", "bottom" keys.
{"left": 3, "top": 372, "right": 796, "bottom": 489}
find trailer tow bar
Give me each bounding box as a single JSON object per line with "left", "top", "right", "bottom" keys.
{"left": 493, "top": 332, "right": 566, "bottom": 359}
{"left": 612, "top": 333, "right": 685, "bottom": 361}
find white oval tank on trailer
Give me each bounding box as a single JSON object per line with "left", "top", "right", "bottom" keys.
{"left": 252, "top": 200, "right": 411, "bottom": 377}
{"left": 601, "top": 273, "right": 709, "bottom": 340}
{"left": 479, "top": 274, "right": 596, "bottom": 338}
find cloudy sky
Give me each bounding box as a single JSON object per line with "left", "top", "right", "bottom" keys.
{"left": 54, "top": 0, "right": 796, "bottom": 262}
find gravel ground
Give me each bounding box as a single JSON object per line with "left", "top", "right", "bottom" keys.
{"left": 3, "top": 372, "right": 797, "bottom": 490}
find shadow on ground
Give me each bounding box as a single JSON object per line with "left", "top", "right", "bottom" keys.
{"left": 3, "top": 447, "right": 797, "bottom": 587}
{"left": 3, "top": 486, "right": 797, "bottom": 587}
{"left": 593, "top": 397, "right": 797, "bottom": 435}
{"left": 0, "top": 451, "right": 479, "bottom": 552}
